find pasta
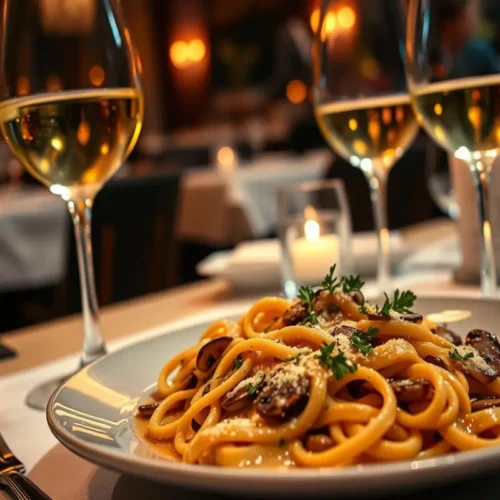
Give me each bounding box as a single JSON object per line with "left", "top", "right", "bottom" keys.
{"left": 137, "top": 271, "right": 500, "bottom": 468}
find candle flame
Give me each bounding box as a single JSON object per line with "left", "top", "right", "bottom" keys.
{"left": 304, "top": 219, "right": 320, "bottom": 241}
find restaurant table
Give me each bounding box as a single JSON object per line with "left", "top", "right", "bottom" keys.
{"left": 0, "top": 151, "right": 330, "bottom": 294}
{"left": 0, "top": 266, "right": 491, "bottom": 500}
{"left": 0, "top": 186, "right": 68, "bottom": 291}
{"left": 177, "top": 150, "right": 331, "bottom": 245}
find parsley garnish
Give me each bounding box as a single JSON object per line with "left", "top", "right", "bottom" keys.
{"left": 328, "top": 305, "right": 340, "bottom": 313}
{"left": 248, "top": 375, "right": 265, "bottom": 396}
{"left": 380, "top": 289, "right": 416, "bottom": 315}
{"left": 233, "top": 356, "right": 243, "bottom": 370}
{"left": 278, "top": 437, "right": 286, "bottom": 447}
{"left": 359, "top": 304, "right": 369, "bottom": 315}
{"left": 350, "top": 327, "right": 379, "bottom": 356}
{"left": 360, "top": 289, "right": 416, "bottom": 317}
{"left": 297, "top": 286, "right": 318, "bottom": 324}
{"left": 316, "top": 342, "right": 358, "bottom": 380}
{"left": 342, "top": 275, "right": 365, "bottom": 293}
{"left": 449, "top": 349, "right": 473, "bottom": 362}
{"left": 321, "top": 264, "right": 341, "bottom": 294}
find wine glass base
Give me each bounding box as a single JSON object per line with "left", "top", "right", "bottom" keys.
{"left": 25, "top": 373, "right": 74, "bottom": 411}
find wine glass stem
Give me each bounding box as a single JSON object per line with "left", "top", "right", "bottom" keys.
{"left": 368, "top": 169, "right": 390, "bottom": 292}
{"left": 471, "top": 160, "right": 497, "bottom": 297}
{"left": 67, "top": 199, "right": 107, "bottom": 367}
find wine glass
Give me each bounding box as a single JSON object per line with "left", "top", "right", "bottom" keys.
{"left": 312, "top": 0, "right": 419, "bottom": 292}
{"left": 406, "top": 0, "right": 500, "bottom": 296}
{"left": 426, "top": 141, "right": 460, "bottom": 219}
{"left": 0, "top": 0, "right": 143, "bottom": 409}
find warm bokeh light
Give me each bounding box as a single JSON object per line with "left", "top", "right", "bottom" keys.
{"left": 286, "top": 80, "right": 307, "bottom": 104}
{"left": 434, "top": 103, "right": 443, "bottom": 116}
{"left": 170, "top": 40, "right": 189, "bottom": 68}
{"left": 170, "top": 39, "right": 207, "bottom": 69}
{"left": 46, "top": 74, "right": 62, "bottom": 92}
{"left": 310, "top": 8, "right": 320, "bottom": 33}
{"left": 217, "top": 146, "right": 236, "bottom": 167}
{"left": 468, "top": 105, "right": 481, "bottom": 129}
{"left": 16, "top": 76, "right": 30, "bottom": 96}
{"left": 100, "top": 143, "right": 110, "bottom": 155}
{"left": 382, "top": 107, "right": 392, "bottom": 125}
{"left": 189, "top": 38, "right": 206, "bottom": 62}
{"left": 395, "top": 106, "right": 405, "bottom": 123}
{"left": 89, "top": 65, "right": 105, "bottom": 87}
{"left": 348, "top": 118, "right": 358, "bottom": 131}
{"left": 337, "top": 6, "right": 356, "bottom": 29}
{"left": 51, "top": 137, "right": 64, "bottom": 152}
{"left": 322, "top": 11, "right": 337, "bottom": 39}
{"left": 77, "top": 120, "right": 91, "bottom": 145}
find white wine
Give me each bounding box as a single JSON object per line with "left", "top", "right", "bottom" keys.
{"left": 315, "top": 95, "right": 418, "bottom": 172}
{"left": 412, "top": 75, "right": 500, "bottom": 163}
{"left": 0, "top": 88, "right": 143, "bottom": 200}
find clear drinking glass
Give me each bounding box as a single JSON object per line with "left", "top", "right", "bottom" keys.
{"left": 312, "top": 0, "right": 419, "bottom": 293}
{"left": 0, "top": 0, "right": 143, "bottom": 409}
{"left": 406, "top": 0, "right": 499, "bottom": 296}
{"left": 278, "top": 179, "right": 352, "bottom": 299}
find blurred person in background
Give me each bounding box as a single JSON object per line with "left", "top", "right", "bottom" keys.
{"left": 432, "top": 0, "right": 500, "bottom": 79}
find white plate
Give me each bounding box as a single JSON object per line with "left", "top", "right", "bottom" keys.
{"left": 47, "top": 296, "right": 500, "bottom": 497}
{"left": 197, "top": 233, "right": 410, "bottom": 292}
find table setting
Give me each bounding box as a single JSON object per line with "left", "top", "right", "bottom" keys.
{"left": 5, "top": 0, "right": 500, "bottom": 499}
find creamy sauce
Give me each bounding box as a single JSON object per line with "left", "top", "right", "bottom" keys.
{"left": 135, "top": 416, "right": 181, "bottom": 462}
{"left": 135, "top": 413, "right": 296, "bottom": 467}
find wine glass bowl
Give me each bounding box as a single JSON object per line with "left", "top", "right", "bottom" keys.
{"left": 313, "top": 0, "right": 418, "bottom": 292}
{"left": 406, "top": 0, "right": 500, "bottom": 296}
{"left": 0, "top": 0, "right": 143, "bottom": 408}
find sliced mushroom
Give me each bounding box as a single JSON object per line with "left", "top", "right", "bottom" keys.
{"left": 255, "top": 367, "right": 310, "bottom": 420}
{"left": 305, "top": 434, "right": 334, "bottom": 452}
{"left": 399, "top": 313, "right": 423, "bottom": 324}
{"left": 470, "top": 396, "right": 500, "bottom": 412}
{"left": 196, "top": 336, "right": 233, "bottom": 372}
{"left": 221, "top": 386, "right": 251, "bottom": 413}
{"left": 388, "top": 378, "right": 432, "bottom": 402}
{"left": 330, "top": 325, "right": 358, "bottom": 338}
{"left": 348, "top": 290, "right": 364, "bottom": 306}
{"left": 433, "top": 325, "right": 462, "bottom": 346}
{"left": 137, "top": 401, "right": 160, "bottom": 418}
{"left": 346, "top": 380, "right": 372, "bottom": 399}
{"left": 282, "top": 301, "right": 308, "bottom": 326}
{"left": 367, "top": 312, "right": 389, "bottom": 321}
{"left": 424, "top": 355, "right": 448, "bottom": 370}
{"left": 450, "top": 348, "right": 497, "bottom": 385}
{"left": 466, "top": 329, "right": 500, "bottom": 372}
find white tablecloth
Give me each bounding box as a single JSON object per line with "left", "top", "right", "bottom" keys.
{"left": 0, "top": 151, "right": 331, "bottom": 291}
{"left": 177, "top": 150, "right": 331, "bottom": 245}
{"left": 0, "top": 187, "right": 68, "bottom": 291}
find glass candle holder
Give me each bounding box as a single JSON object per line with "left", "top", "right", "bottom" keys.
{"left": 278, "top": 179, "right": 352, "bottom": 299}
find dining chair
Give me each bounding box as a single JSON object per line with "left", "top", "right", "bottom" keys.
{"left": 59, "top": 171, "right": 181, "bottom": 315}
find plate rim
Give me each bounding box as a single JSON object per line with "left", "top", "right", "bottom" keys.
{"left": 46, "top": 295, "right": 500, "bottom": 491}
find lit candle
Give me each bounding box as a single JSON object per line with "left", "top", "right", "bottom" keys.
{"left": 290, "top": 218, "right": 339, "bottom": 285}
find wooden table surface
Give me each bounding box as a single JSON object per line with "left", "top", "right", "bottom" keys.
{"left": 0, "top": 279, "right": 233, "bottom": 377}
